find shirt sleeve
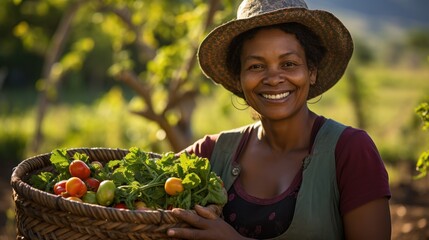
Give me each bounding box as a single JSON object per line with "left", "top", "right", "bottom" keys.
{"left": 182, "top": 134, "right": 219, "bottom": 159}
{"left": 335, "top": 127, "right": 391, "bottom": 216}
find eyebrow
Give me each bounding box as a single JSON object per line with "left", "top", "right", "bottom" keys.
{"left": 242, "top": 52, "right": 299, "bottom": 62}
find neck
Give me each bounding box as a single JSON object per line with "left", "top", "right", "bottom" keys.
{"left": 258, "top": 110, "right": 317, "bottom": 152}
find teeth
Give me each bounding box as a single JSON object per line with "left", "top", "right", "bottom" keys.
{"left": 262, "top": 92, "right": 290, "bottom": 100}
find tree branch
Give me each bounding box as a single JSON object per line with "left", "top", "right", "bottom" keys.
{"left": 98, "top": 5, "right": 156, "bottom": 61}
{"left": 117, "top": 70, "right": 158, "bottom": 119}
{"left": 166, "top": 0, "right": 220, "bottom": 110}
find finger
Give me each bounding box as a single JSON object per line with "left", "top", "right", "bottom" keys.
{"left": 171, "top": 208, "right": 208, "bottom": 229}
{"left": 194, "top": 205, "right": 217, "bottom": 220}
{"left": 167, "top": 227, "right": 201, "bottom": 240}
{"left": 207, "top": 204, "right": 223, "bottom": 216}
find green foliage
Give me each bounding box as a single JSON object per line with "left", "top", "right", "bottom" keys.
{"left": 29, "top": 148, "right": 71, "bottom": 192}
{"left": 415, "top": 101, "right": 429, "bottom": 178}
{"left": 416, "top": 102, "right": 429, "bottom": 130}
{"left": 1, "top": 0, "right": 235, "bottom": 152}
{"left": 30, "top": 146, "right": 227, "bottom": 209}
{"left": 416, "top": 150, "right": 429, "bottom": 178}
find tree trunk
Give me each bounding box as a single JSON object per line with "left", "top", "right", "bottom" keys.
{"left": 347, "top": 67, "right": 367, "bottom": 129}
{"left": 118, "top": 0, "right": 220, "bottom": 152}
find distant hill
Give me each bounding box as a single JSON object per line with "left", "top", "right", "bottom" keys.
{"left": 307, "top": 0, "right": 429, "bottom": 38}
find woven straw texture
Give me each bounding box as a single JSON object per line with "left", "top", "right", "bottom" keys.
{"left": 11, "top": 148, "right": 218, "bottom": 240}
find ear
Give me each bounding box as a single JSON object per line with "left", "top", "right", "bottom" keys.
{"left": 309, "top": 68, "right": 317, "bottom": 85}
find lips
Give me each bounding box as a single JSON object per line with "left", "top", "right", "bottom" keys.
{"left": 261, "top": 92, "right": 290, "bottom": 100}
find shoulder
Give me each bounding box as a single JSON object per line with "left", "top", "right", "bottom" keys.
{"left": 182, "top": 122, "right": 258, "bottom": 158}
{"left": 337, "top": 126, "right": 377, "bottom": 154}
{"left": 182, "top": 134, "right": 220, "bottom": 159}
{"left": 335, "top": 125, "right": 384, "bottom": 174}
{"left": 334, "top": 126, "right": 391, "bottom": 215}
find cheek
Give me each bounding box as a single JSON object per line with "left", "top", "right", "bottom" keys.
{"left": 240, "top": 72, "right": 259, "bottom": 89}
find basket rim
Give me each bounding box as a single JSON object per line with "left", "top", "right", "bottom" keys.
{"left": 10, "top": 147, "right": 199, "bottom": 225}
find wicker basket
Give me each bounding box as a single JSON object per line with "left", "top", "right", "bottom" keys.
{"left": 11, "top": 147, "right": 220, "bottom": 240}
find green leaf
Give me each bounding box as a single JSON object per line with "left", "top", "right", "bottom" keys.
{"left": 182, "top": 172, "right": 201, "bottom": 190}
{"left": 111, "top": 164, "right": 136, "bottom": 186}
{"left": 50, "top": 149, "right": 70, "bottom": 172}
{"left": 29, "top": 172, "right": 55, "bottom": 191}
{"left": 415, "top": 150, "right": 429, "bottom": 178}
{"left": 416, "top": 102, "right": 429, "bottom": 130}
{"left": 106, "top": 159, "right": 122, "bottom": 169}
{"left": 72, "top": 152, "right": 89, "bottom": 163}
{"left": 157, "top": 152, "right": 178, "bottom": 171}
{"left": 201, "top": 172, "right": 228, "bottom": 206}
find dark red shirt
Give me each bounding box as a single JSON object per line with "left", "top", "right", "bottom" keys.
{"left": 184, "top": 116, "right": 391, "bottom": 238}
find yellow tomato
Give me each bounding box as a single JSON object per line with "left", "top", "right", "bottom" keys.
{"left": 164, "top": 177, "right": 184, "bottom": 196}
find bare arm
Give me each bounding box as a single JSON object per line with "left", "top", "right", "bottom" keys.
{"left": 343, "top": 197, "right": 391, "bottom": 240}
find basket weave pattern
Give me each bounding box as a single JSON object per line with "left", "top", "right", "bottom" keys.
{"left": 11, "top": 148, "right": 204, "bottom": 240}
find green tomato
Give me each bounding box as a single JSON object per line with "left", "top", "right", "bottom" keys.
{"left": 96, "top": 180, "right": 116, "bottom": 206}
{"left": 82, "top": 191, "right": 98, "bottom": 204}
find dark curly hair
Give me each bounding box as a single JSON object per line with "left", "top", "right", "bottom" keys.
{"left": 226, "top": 22, "right": 326, "bottom": 99}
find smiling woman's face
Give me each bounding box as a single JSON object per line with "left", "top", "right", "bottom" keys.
{"left": 239, "top": 27, "right": 316, "bottom": 121}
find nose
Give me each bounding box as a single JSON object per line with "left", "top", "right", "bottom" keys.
{"left": 262, "top": 68, "right": 285, "bottom": 86}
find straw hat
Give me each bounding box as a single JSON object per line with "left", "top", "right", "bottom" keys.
{"left": 197, "top": 0, "right": 354, "bottom": 99}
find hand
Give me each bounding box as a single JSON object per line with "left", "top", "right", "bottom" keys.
{"left": 167, "top": 205, "right": 248, "bottom": 240}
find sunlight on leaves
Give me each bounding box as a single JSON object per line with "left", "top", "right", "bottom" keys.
{"left": 108, "top": 50, "right": 134, "bottom": 76}
{"left": 13, "top": 22, "right": 29, "bottom": 37}
{"left": 75, "top": 38, "right": 95, "bottom": 52}
{"left": 128, "top": 96, "right": 147, "bottom": 112}
{"left": 416, "top": 102, "right": 429, "bottom": 130}
{"left": 415, "top": 101, "right": 429, "bottom": 178}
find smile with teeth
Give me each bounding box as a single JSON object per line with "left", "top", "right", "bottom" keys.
{"left": 262, "top": 92, "right": 290, "bottom": 100}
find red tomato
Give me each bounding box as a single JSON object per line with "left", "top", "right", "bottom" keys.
{"left": 164, "top": 177, "right": 184, "bottom": 196}
{"left": 85, "top": 177, "right": 100, "bottom": 192}
{"left": 53, "top": 180, "right": 67, "bottom": 195}
{"left": 69, "top": 160, "right": 91, "bottom": 180}
{"left": 114, "top": 202, "right": 128, "bottom": 209}
{"left": 66, "top": 177, "right": 87, "bottom": 198}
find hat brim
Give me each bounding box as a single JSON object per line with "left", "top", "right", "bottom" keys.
{"left": 197, "top": 8, "right": 354, "bottom": 99}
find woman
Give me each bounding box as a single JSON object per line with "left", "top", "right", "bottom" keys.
{"left": 167, "top": 0, "right": 391, "bottom": 239}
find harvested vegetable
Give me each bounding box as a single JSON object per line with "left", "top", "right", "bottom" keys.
{"left": 29, "top": 147, "right": 228, "bottom": 210}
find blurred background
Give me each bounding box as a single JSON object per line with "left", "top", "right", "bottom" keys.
{"left": 1, "top": 0, "right": 428, "bottom": 239}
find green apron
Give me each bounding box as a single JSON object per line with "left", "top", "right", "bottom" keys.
{"left": 210, "top": 119, "right": 346, "bottom": 240}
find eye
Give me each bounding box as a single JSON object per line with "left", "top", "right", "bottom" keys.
{"left": 281, "top": 61, "right": 297, "bottom": 68}
{"left": 248, "top": 64, "right": 265, "bottom": 71}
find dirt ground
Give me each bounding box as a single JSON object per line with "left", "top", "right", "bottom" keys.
{"left": 1, "top": 167, "right": 428, "bottom": 240}
{"left": 389, "top": 177, "right": 429, "bottom": 240}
